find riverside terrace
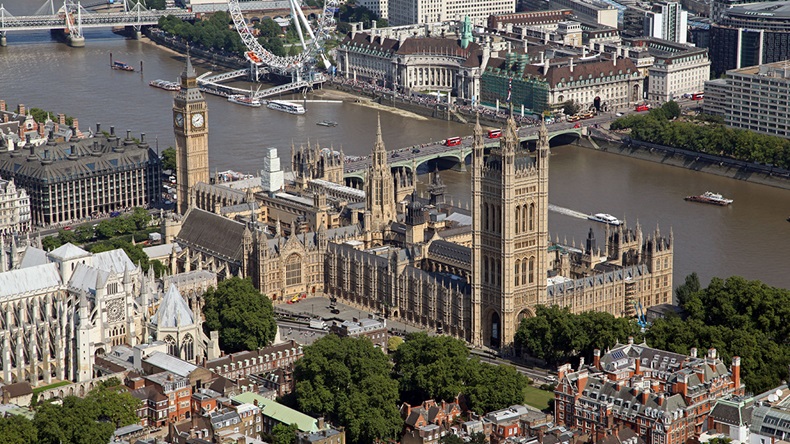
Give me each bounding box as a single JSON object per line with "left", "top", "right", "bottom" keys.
{"left": 341, "top": 117, "right": 590, "bottom": 185}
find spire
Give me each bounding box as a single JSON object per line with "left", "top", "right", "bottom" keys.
{"left": 183, "top": 46, "right": 195, "bottom": 79}
{"left": 374, "top": 113, "right": 386, "bottom": 153}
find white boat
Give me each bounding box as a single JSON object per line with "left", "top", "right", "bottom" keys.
{"left": 587, "top": 213, "right": 622, "bottom": 226}
{"left": 228, "top": 94, "right": 262, "bottom": 107}
{"left": 267, "top": 100, "right": 306, "bottom": 115}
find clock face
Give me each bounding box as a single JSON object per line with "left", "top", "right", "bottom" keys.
{"left": 191, "top": 113, "right": 204, "bottom": 128}
{"left": 175, "top": 113, "right": 184, "bottom": 127}
{"left": 107, "top": 299, "right": 125, "bottom": 323}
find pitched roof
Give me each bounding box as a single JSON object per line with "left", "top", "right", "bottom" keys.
{"left": 18, "top": 246, "right": 50, "bottom": 269}
{"left": 151, "top": 284, "right": 194, "bottom": 328}
{"left": 233, "top": 392, "right": 319, "bottom": 432}
{"left": 93, "top": 249, "right": 136, "bottom": 274}
{"left": 68, "top": 263, "right": 110, "bottom": 293}
{"left": 428, "top": 240, "right": 471, "bottom": 266}
{"left": 176, "top": 208, "right": 246, "bottom": 262}
{"left": 143, "top": 351, "right": 198, "bottom": 377}
{"left": 0, "top": 263, "right": 62, "bottom": 298}
{"left": 48, "top": 243, "right": 90, "bottom": 261}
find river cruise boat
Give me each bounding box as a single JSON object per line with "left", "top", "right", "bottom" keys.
{"left": 587, "top": 213, "right": 622, "bottom": 226}
{"left": 228, "top": 94, "right": 262, "bottom": 107}
{"left": 149, "top": 79, "right": 180, "bottom": 91}
{"left": 684, "top": 191, "right": 733, "bottom": 206}
{"left": 112, "top": 61, "right": 134, "bottom": 71}
{"left": 267, "top": 100, "right": 306, "bottom": 115}
{"left": 317, "top": 120, "right": 338, "bottom": 127}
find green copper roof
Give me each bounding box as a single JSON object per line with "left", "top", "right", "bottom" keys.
{"left": 232, "top": 392, "right": 319, "bottom": 433}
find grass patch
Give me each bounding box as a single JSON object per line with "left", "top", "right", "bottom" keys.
{"left": 33, "top": 380, "right": 71, "bottom": 396}
{"left": 523, "top": 385, "right": 554, "bottom": 411}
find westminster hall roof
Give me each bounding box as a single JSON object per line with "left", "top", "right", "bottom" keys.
{"left": 176, "top": 208, "right": 247, "bottom": 262}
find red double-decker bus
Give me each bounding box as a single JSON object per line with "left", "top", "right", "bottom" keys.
{"left": 635, "top": 104, "right": 650, "bottom": 112}
{"left": 691, "top": 93, "right": 704, "bottom": 101}
{"left": 487, "top": 129, "right": 502, "bottom": 139}
{"left": 445, "top": 137, "right": 462, "bottom": 146}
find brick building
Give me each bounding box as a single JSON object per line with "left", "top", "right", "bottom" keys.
{"left": 554, "top": 340, "right": 744, "bottom": 444}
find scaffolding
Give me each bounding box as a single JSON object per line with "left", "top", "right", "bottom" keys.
{"left": 480, "top": 52, "right": 550, "bottom": 115}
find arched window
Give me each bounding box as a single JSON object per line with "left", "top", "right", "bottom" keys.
{"left": 484, "top": 256, "right": 489, "bottom": 284}
{"left": 515, "top": 206, "right": 520, "bottom": 234}
{"left": 514, "top": 260, "right": 520, "bottom": 286}
{"left": 529, "top": 257, "right": 535, "bottom": 284}
{"left": 286, "top": 254, "right": 302, "bottom": 286}
{"left": 182, "top": 334, "right": 194, "bottom": 362}
{"left": 484, "top": 204, "right": 489, "bottom": 231}
{"left": 521, "top": 260, "right": 527, "bottom": 285}
{"left": 496, "top": 259, "right": 501, "bottom": 286}
{"left": 164, "top": 335, "right": 177, "bottom": 357}
{"left": 529, "top": 203, "right": 535, "bottom": 231}
{"left": 522, "top": 206, "right": 527, "bottom": 232}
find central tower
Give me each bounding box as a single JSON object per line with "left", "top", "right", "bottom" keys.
{"left": 173, "top": 54, "right": 209, "bottom": 214}
{"left": 364, "top": 114, "right": 396, "bottom": 245}
{"left": 471, "top": 114, "right": 549, "bottom": 349}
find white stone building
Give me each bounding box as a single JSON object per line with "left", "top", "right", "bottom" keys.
{"left": 0, "top": 176, "right": 30, "bottom": 235}
{"left": 387, "top": 0, "right": 515, "bottom": 27}
{"left": 644, "top": 2, "right": 689, "bottom": 44}
{"left": 0, "top": 239, "right": 219, "bottom": 388}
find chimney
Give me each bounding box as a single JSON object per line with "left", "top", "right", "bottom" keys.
{"left": 582, "top": 45, "right": 587, "bottom": 58}
{"left": 110, "top": 126, "right": 116, "bottom": 138}
{"left": 628, "top": 336, "right": 634, "bottom": 345}
{"left": 557, "top": 363, "right": 572, "bottom": 381}
{"left": 253, "top": 399, "right": 259, "bottom": 406}
{"left": 578, "top": 356, "right": 585, "bottom": 371}
{"left": 612, "top": 53, "right": 617, "bottom": 66}
{"left": 318, "top": 417, "right": 325, "bottom": 430}
{"left": 58, "top": 113, "right": 66, "bottom": 125}
{"left": 690, "top": 347, "right": 698, "bottom": 358}
{"left": 18, "top": 104, "right": 25, "bottom": 115}
{"left": 707, "top": 347, "right": 717, "bottom": 360}
{"left": 641, "top": 387, "right": 650, "bottom": 405}
{"left": 634, "top": 357, "right": 641, "bottom": 376}
{"left": 732, "top": 356, "right": 741, "bottom": 389}
{"left": 404, "top": 402, "right": 412, "bottom": 417}
{"left": 543, "top": 57, "right": 550, "bottom": 76}
{"left": 593, "top": 349, "right": 601, "bottom": 370}
{"left": 651, "top": 379, "right": 660, "bottom": 393}
{"left": 657, "top": 393, "right": 665, "bottom": 406}
{"left": 569, "top": 57, "right": 574, "bottom": 73}
{"left": 2, "top": 114, "right": 7, "bottom": 123}
{"left": 0, "top": 100, "right": 5, "bottom": 111}
{"left": 96, "top": 123, "right": 101, "bottom": 134}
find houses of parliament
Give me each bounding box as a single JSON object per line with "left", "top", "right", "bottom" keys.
{"left": 168, "top": 57, "right": 673, "bottom": 349}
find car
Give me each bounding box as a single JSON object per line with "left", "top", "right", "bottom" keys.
{"left": 392, "top": 153, "right": 400, "bottom": 158}
{"left": 546, "top": 375, "right": 558, "bottom": 384}
{"left": 615, "top": 112, "right": 623, "bottom": 117}
{"left": 330, "top": 308, "right": 340, "bottom": 314}
{"left": 412, "top": 148, "right": 421, "bottom": 153}
{"left": 63, "top": 226, "right": 72, "bottom": 231}
{"left": 573, "top": 123, "right": 581, "bottom": 129}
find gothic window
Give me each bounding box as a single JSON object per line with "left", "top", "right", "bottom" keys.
{"left": 521, "top": 260, "right": 527, "bottom": 285}
{"left": 496, "top": 259, "right": 501, "bottom": 286}
{"left": 529, "top": 257, "right": 535, "bottom": 284}
{"left": 286, "top": 254, "right": 302, "bottom": 286}
{"left": 496, "top": 205, "right": 501, "bottom": 233}
{"left": 515, "top": 260, "right": 520, "bottom": 286}
{"left": 484, "top": 256, "right": 489, "bottom": 284}
{"left": 515, "top": 205, "right": 522, "bottom": 234}
{"left": 164, "top": 335, "right": 177, "bottom": 357}
{"left": 522, "top": 206, "right": 527, "bottom": 232}
{"left": 182, "top": 334, "right": 194, "bottom": 362}
{"left": 484, "top": 204, "right": 489, "bottom": 231}
{"left": 529, "top": 203, "right": 535, "bottom": 231}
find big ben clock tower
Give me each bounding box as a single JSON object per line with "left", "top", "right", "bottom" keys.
{"left": 173, "top": 53, "right": 209, "bottom": 215}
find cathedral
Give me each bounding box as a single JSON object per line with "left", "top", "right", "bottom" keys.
{"left": 0, "top": 236, "right": 219, "bottom": 387}
{"left": 167, "top": 56, "right": 673, "bottom": 350}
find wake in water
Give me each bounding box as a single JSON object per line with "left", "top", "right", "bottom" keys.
{"left": 548, "top": 204, "right": 589, "bottom": 220}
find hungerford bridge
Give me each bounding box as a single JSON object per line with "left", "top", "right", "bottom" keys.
{"left": 342, "top": 121, "right": 587, "bottom": 186}
{"left": 0, "top": 0, "right": 194, "bottom": 47}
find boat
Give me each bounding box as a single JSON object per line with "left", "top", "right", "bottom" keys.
{"left": 267, "top": 100, "right": 306, "bottom": 115}
{"left": 112, "top": 60, "right": 134, "bottom": 72}
{"left": 149, "top": 79, "right": 180, "bottom": 91}
{"left": 317, "top": 120, "right": 338, "bottom": 127}
{"left": 684, "top": 191, "right": 733, "bottom": 206}
{"left": 587, "top": 213, "right": 622, "bottom": 226}
{"left": 228, "top": 94, "right": 262, "bottom": 107}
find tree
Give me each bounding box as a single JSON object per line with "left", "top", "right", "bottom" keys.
{"left": 675, "top": 272, "right": 701, "bottom": 307}
{"left": 203, "top": 277, "right": 278, "bottom": 353}
{"left": 465, "top": 362, "right": 528, "bottom": 413}
{"left": 469, "top": 432, "right": 487, "bottom": 444}
{"left": 393, "top": 332, "right": 472, "bottom": 404}
{"left": 86, "top": 378, "right": 141, "bottom": 427}
{"left": 295, "top": 335, "right": 402, "bottom": 444}
{"left": 34, "top": 396, "right": 115, "bottom": 444}
{"left": 387, "top": 336, "right": 404, "bottom": 353}
{"left": 272, "top": 423, "right": 299, "bottom": 444}
{"left": 0, "top": 415, "right": 37, "bottom": 444}
{"left": 161, "top": 147, "right": 176, "bottom": 172}
{"left": 562, "top": 100, "right": 581, "bottom": 116}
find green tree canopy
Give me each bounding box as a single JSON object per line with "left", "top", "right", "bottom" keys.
{"left": 161, "top": 147, "right": 176, "bottom": 172}
{"left": 515, "top": 305, "right": 641, "bottom": 366}
{"left": 646, "top": 275, "right": 790, "bottom": 393}
{"left": 392, "top": 333, "right": 527, "bottom": 413}
{"left": 202, "top": 277, "right": 277, "bottom": 353}
{"left": 0, "top": 415, "right": 37, "bottom": 444}
{"left": 272, "top": 423, "right": 299, "bottom": 444}
{"left": 295, "top": 335, "right": 402, "bottom": 444}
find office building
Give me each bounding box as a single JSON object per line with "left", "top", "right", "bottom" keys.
{"left": 644, "top": 2, "right": 688, "bottom": 44}
{"left": 387, "top": 0, "right": 515, "bottom": 27}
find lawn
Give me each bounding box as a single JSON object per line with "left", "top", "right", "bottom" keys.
{"left": 523, "top": 385, "right": 554, "bottom": 411}
{"left": 32, "top": 380, "right": 71, "bottom": 396}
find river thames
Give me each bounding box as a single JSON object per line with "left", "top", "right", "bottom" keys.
{"left": 0, "top": 10, "right": 789, "bottom": 289}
